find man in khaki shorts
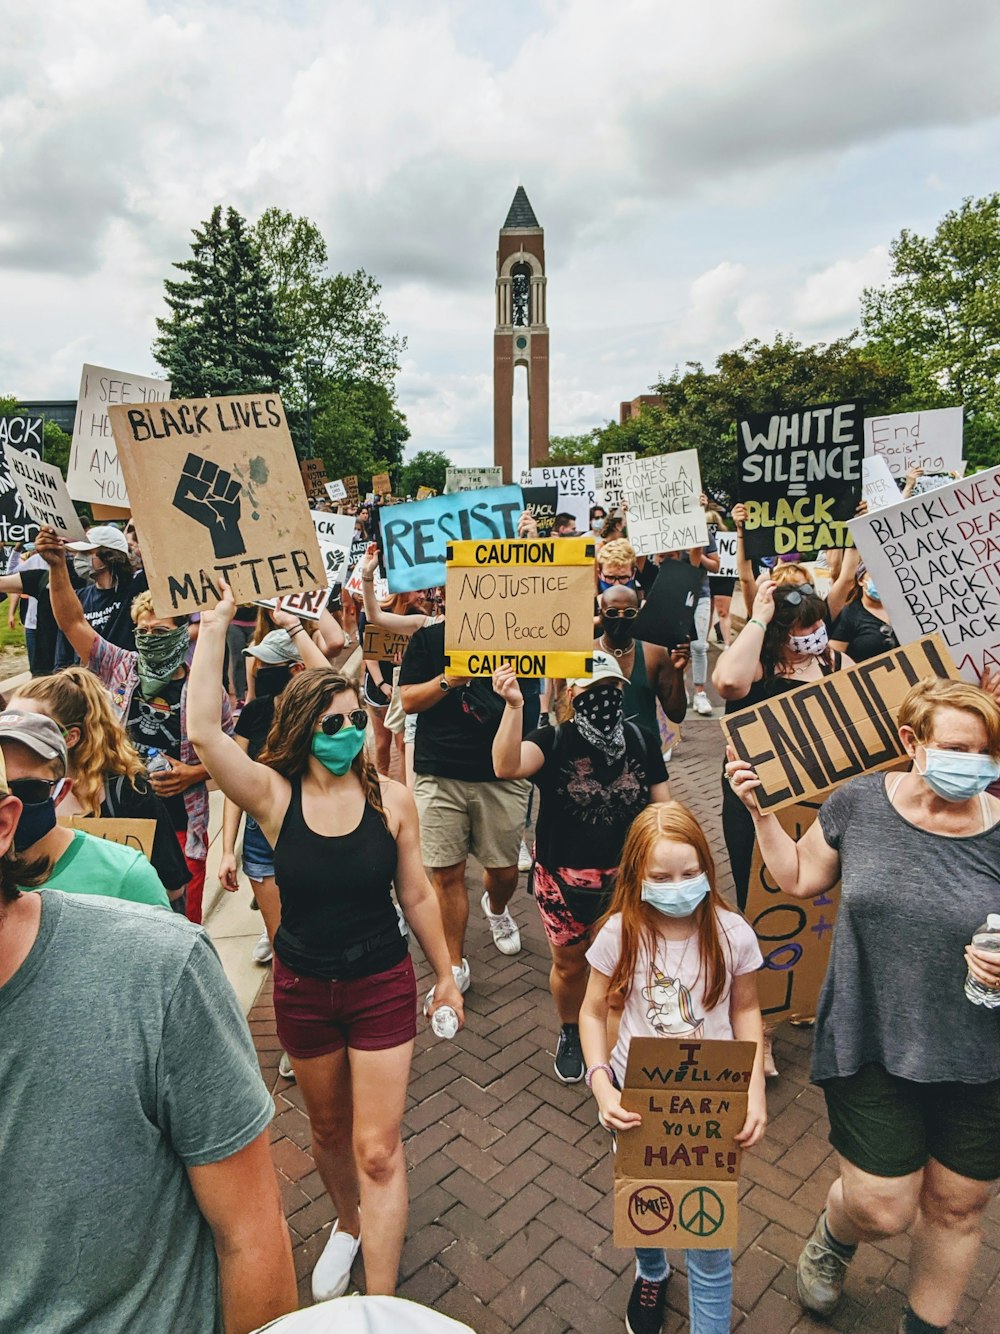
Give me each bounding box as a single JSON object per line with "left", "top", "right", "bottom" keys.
{"left": 399, "top": 620, "right": 533, "bottom": 1002}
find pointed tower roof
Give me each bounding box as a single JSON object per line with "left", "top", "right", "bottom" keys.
{"left": 503, "top": 186, "right": 540, "bottom": 229}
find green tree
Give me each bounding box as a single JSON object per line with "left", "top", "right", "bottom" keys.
{"left": 0, "top": 397, "right": 72, "bottom": 474}
{"left": 311, "top": 379, "right": 409, "bottom": 489}
{"left": 544, "top": 432, "right": 603, "bottom": 464}
{"left": 153, "top": 205, "right": 290, "bottom": 397}
{"left": 861, "top": 193, "right": 1000, "bottom": 471}
{"left": 397, "top": 450, "right": 451, "bottom": 497}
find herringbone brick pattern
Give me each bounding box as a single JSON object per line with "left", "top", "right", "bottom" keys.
{"left": 249, "top": 707, "right": 1000, "bottom": 1331}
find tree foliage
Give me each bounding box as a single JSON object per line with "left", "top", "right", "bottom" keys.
{"left": 397, "top": 450, "right": 452, "bottom": 497}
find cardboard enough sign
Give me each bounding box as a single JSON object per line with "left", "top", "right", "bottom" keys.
{"left": 614, "top": 1038, "right": 755, "bottom": 1250}
{"left": 722, "top": 635, "right": 959, "bottom": 813}
{"left": 444, "top": 536, "right": 595, "bottom": 679}
{"left": 109, "top": 394, "right": 324, "bottom": 618}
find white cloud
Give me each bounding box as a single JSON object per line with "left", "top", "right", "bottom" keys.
{"left": 791, "top": 246, "right": 891, "bottom": 328}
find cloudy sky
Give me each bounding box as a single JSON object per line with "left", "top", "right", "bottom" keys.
{"left": 3, "top": 0, "right": 1000, "bottom": 475}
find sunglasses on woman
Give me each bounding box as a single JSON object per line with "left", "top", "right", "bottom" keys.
{"left": 602, "top": 606, "right": 638, "bottom": 620}
{"left": 775, "top": 583, "right": 815, "bottom": 606}
{"left": 9, "top": 776, "right": 63, "bottom": 806}
{"left": 318, "top": 709, "right": 368, "bottom": 736}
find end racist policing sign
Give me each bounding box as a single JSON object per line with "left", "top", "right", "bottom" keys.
{"left": 738, "top": 401, "right": 863, "bottom": 560}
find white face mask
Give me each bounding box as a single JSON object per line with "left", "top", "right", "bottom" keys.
{"left": 788, "top": 624, "right": 828, "bottom": 657}
{"left": 641, "top": 873, "right": 710, "bottom": 917}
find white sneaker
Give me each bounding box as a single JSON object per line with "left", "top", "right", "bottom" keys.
{"left": 251, "top": 929, "right": 273, "bottom": 964}
{"left": 517, "top": 840, "right": 533, "bottom": 873}
{"left": 481, "top": 891, "right": 522, "bottom": 955}
{"left": 311, "top": 1221, "right": 361, "bottom": 1302}
{"left": 423, "top": 958, "right": 470, "bottom": 1016}
{"left": 692, "top": 691, "right": 713, "bottom": 716}
{"left": 278, "top": 1051, "right": 296, "bottom": 1081}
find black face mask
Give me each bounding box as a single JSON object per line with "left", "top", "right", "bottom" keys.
{"left": 601, "top": 615, "right": 634, "bottom": 645}
{"left": 255, "top": 665, "right": 293, "bottom": 698}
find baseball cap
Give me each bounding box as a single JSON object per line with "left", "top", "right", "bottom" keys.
{"left": 249, "top": 1293, "right": 474, "bottom": 1332}
{"left": 0, "top": 711, "right": 68, "bottom": 769}
{"left": 65, "top": 524, "right": 130, "bottom": 554}
{"left": 243, "top": 630, "right": 303, "bottom": 665}
{"left": 568, "top": 649, "right": 625, "bottom": 690}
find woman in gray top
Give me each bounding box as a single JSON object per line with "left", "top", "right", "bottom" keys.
{"left": 726, "top": 677, "right": 1000, "bottom": 1334}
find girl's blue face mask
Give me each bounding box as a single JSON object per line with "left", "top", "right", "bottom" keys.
{"left": 917, "top": 746, "right": 1000, "bottom": 803}
{"left": 641, "top": 873, "right": 710, "bottom": 918}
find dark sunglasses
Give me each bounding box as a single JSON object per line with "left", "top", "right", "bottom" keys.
{"left": 319, "top": 709, "right": 368, "bottom": 736}
{"left": 9, "top": 776, "right": 61, "bottom": 805}
{"left": 602, "top": 606, "right": 639, "bottom": 620}
{"left": 775, "top": 583, "right": 815, "bottom": 606}
{"left": 600, "top": 572, "right": 634, "bottom": 584}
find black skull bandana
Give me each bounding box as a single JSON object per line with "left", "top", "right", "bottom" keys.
{"left": 572, "top": 680, "right": 626, "bottom": 760}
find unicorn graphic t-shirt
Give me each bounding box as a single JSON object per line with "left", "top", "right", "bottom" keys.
{"left": 586, "top": 909, "right": 763, "bottom": 1083}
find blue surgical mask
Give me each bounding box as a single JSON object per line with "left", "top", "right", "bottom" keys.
{"left": 865, "top": 580, "right": 880, "bottom": 602}
{"left": 311, "top": 727, "right": 366, "bottom": 776}
{"left": 641, "top": 873, "right": 710, "bottom": 917}
{"left": 917, "top": 746, "right": 1000, "bottom": 803}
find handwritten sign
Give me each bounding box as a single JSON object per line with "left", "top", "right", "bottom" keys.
{"left": 864, "top": 407, "right": 963, "bottom": 481}
{"left": 747, "top": 802, "right": 842, "bottom": 1020}
{"left": 299, "top": 458, "right": 329, "bottom": 495}
{"left": 59, "top": 816, "right": 155, "bottom": 862}
{"left": 521, "top": 485, "right": 558, "bottom": 537}
{"left": 254, "top": 588, "right": 328, "bottom": 621}
{"left": 529, "top": 464, "right": 598, "bottom": 533}
{"left": 5, "top": 446, "right": 88, "bottom": 543}
{"left": 67, "top": 364, "right": 170, "bottom": 508}
{"left": 0, "top": 423, "right": 44, "bottom": 544}
{"left": 602, "top": 451, "right": 635, "bottom": 512}
{"left": 738, "top": 401, "right": 863, "bottom": 559}
{"left": 109, "top": 394, "right": 324, "bottom": 617}
{"left": 380, "top": 486, "right": 524, "bottom": 594}
{"left": 619, "top": 451, "right": 708, "bottom": 556}
{"left": 325, "top": 478, "right": 348, "bottom": 502}
{"left": 372, "top": 471, "right": 392, "bottom": 497}
{"left": 722, "top": 635, "right": 959, "bottom": 812}
{"left": 310, "top": 511, "right": 355, "bottom": 589}
{"left": 444, "top": 536, "right": 595, "bottom": 678}
{"left": 614, "top": 1038, "right": 754, "bottom": 1250}
{"left": 415, "top": 486, "right": 437, "bottom": 501}
{"left": 711, "top": 532, "right": 738, "bottom": 580}
{"left": 445, "top": 466, "right": 503, "bottom": 493}
{"left": 861, "top": 454, "right": 899, "bottom": 512}
{"left": 362, "top": 624, "right": 412, "bottom": 663}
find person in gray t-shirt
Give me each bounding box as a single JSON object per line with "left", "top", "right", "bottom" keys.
{"left": 1, "top": 884, "right": 297, "bottom": 1332}
{"left": 727, "top": 677, "right": 1000, "bottom": 1334}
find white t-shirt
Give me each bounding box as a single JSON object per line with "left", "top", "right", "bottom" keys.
{"left": 586, "top": 908, "right": 763, "bottom": 1083}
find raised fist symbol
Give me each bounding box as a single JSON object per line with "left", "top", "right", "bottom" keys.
{"left": 173, "top": 453, "right": 246, "bottom": 559}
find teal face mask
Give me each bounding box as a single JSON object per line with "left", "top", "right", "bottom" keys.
{"left": 641, "top": 873, "right": 710, "bottom": 918}
{"left": 311, "top": 727, "right": 366, "bottom": 776}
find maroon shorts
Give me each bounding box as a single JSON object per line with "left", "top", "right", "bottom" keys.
{"left": 273, "top": 954, "right": 417, "bottom": 1059}
{"left": 533, "top": 862, "right": 617, "bottom": 947}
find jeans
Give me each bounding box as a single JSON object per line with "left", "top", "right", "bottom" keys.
{"left": 635, "top": 1247, "right": 731, "bottom": 1333}
{"left": 24, "top": 627, "right": 36, "bottom": 674}
{"left": 226, "top": 622, "right": 255, "bottom": 699}
{"left": 691, "top": 594, "right": 711, "bottom": 687}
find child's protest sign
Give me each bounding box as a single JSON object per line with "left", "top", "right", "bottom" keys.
{"left": 619, "top": 451, "right": 708, "bottom": 556}
{"left": 529, "top": 463, "right": 598, "bottom": 533}
{"left": 67, "top": 364, "right": 171, "bottom": 509}
{"left": 614, "top": 1038, "right": 755, "bottom": 1250}
{"left": 861, "top": 454, "right": 899, "bottom": 512}
{"left": 864, "top": 407, "right": 963, "bottom": 481}
{"left": 602, "top": 452, "right": 636, "bottom": 511}
{"left": 444, "top": 536, "right": 595, "bottom": 678}
{"left": 380, "top": 486, "right": 524, "bottom": 594}
{"left": 722, "top": 635, "right": 959, "bottom": 813}
{"left": 59, "top": 816, "right": 155, "bottom": 862}
{"left": 521, "top": 485, "right": 558, "bottom": 537}
{"left": 710, "top": 532, "right": 738, "bottom": 580}
{"left": 746, "top": 802, "right": 842, "bottom": 1020}
{"left": 445, "top": 466, "right": 503, "bottom": 493}
{"left": 362, "top": 624, "right": 412, "bottom": 663}
{"left": 738, "top": 401, "right": 864, "bottom": 559}
{"left": 6, "top": 445, "right": 88, "bottom": 542}
{"left": 848, "top": 467, "right": 1000, "bottom": 683}
{"left": 109, "top": 394, "right": 324, "bottom": 618}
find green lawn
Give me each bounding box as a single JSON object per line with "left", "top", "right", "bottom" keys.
{"left": 0, "top": 622, "right": 27, "bottom": 651}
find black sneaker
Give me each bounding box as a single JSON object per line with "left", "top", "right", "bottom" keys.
{"left": 553, "top": 1024, "right": 584, "bottom": 1083}
{"left": 625, "top": 1275, "right": 666, "bottom": 1334}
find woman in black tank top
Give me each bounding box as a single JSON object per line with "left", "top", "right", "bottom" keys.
{"left": 187, "top": 585, "right": 463, "bottom": 1300}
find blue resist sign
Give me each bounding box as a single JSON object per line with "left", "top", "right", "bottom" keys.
{"left": 381, "top": 486, "right": 524, "bottom": 592}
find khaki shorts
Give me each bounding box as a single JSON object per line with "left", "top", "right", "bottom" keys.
{"left": 413, "top": 773, "right": 530, "bottom": 869}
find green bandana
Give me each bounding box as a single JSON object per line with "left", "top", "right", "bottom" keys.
{"left": 135, "top": 625, "right": 190, "bottom": 697}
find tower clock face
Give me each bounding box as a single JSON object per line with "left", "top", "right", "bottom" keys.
{"left": 516, "top": 336, "right": 528, "bottom": 350}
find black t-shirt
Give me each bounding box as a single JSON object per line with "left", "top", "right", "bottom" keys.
{"left": 17, "top": 567, "right": 59, "bottom": 676}
{"left": 528, "top": 720, "right": 668, "bottom": 869}
{"left": 127, "top": 675, "right": 186, "bottom": 831}
{"left": 235, "top": 695, "right": 275, "bottom": 761}
{"left": 831, "top": 599, "right": 898, "bottom": 663}
{"left": 101, "top": 772, "right": 190, "bottom": 892}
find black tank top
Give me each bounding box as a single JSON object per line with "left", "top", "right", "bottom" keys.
{"left": 273, "top": 780, "right": 406, "bottom": 980}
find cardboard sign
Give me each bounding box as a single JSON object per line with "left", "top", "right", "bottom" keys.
{"left": 602, "top": 451, "right": 636, "bottom": 512}
{"left": 311, "top": 511, "right": 356, "bottom": 589}
{"left": 619, "top": 451, "right": 708, "bottom": 556}
{"left": 325, "top": 478, "right": 348, "bottom": 502}
{"left": 521, "top": 485, "right": 559, "bottom": 537}
{"left": 711, "top": 532, "right": 738, "bottom": 580}
{"left": 372, "top": 472, "right": 392, "bottom": 497}
{"left": 861, "top": 455, "right": 899, "bottom": 512}
{"left": 380, "top": 486, "right": 524, "bottom": 594}
{"left": 299, "top": 458, "right": 329, "bottom": 494}
{"left": 67, "top": 364, "right": 170, "bottom": 507}
{"left": 362, "top": 623, "right": 413, "bottom": 663}
{"left": 529, "top": 464, "right": 597, "bottom": 534}
{"left": 738, "top": 401, "right": 864, "bottom": 559}
{"left": 747, "top": 802, "right": 842, "bottom": 1020}
{"left": 344, "top": 561, "right": 389, "bottom": 603}
{"left": 59, "top": 816, "right": 155, "bottom": 862}
{"left": 722, "top": 635, "right": 959, "bottom": 813}
{"left": 5, "top": 446, "right": 88, "bottom": 543}
{"left": 847, "top": 468, "right": 1000, "bottom": 683}
{"left": 614, "top": 1038, "right": 754, "bottom": 1250}
{"left": 109, "top": 394, "right": 324, "bottom": 617}
{"left": 444, "top": 466, "right": 503, "bottom": 493}
{"left": 864, "top": 407, "right": 963, "bottom": 481}
{"left": 633, "top": 559, "right": 704, "bottom": 650}
{"left": 415, "top": 486, "right": 437, "bottom": 501}
{"left": 343, "top": 475, "right": 360, "bottom": 504}
{"left": 444, "top": 536, "right": 596, "bottom": 678}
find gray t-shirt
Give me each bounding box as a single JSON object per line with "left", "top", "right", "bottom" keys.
{"left": 1, "top": 891, "right": 274, "bottom": 1333}
{"left": 813, "top": 773, "right": 1000, "bottom": 1085}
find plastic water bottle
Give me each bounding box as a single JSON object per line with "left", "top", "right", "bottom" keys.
{"left": 146, "top": 748, "right": 173, "bottom": 777}
{"left": 430, "top": 1006, "right": 459, "bottom": 1040}
{"left": 965, "top": 914, "right": 1000, "bottom": 1008}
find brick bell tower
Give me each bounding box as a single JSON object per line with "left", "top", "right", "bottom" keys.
{"left": 493, "top": 186, "right": 549, "bottom": 480}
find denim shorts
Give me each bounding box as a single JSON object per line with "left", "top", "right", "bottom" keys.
{"left": 242, "top": 816, "right": 275, "bottom": 882}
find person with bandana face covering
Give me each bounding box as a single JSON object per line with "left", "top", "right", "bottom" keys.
{"left": 727, "top": 679, "right": 1000, "bottom": 1334}
{"left": 34, "top": 526, "right": 234, "bottom": 924}
{"left": 595, "top": 582, "right": 689, "bottom": 737}
{"left": 187, "top": 579, "right": 462, "bottom": 1304}
{"left": 492, "top": 652, "right": 671, "bottom": 1083}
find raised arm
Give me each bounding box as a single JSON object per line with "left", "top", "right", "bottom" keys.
{"left": 359, "top": 546, "right": 429, "bottom": 634}
{"left": 269, "top": 605, "right": 333, "bottom": 670}
{"left": 732, "top": 503, "right": 757, "bottom": 619}
{"left": 34, "top": 525, "right": 98, "bottom": 662}
{"left": 713, "top": 578, "right": 773, "bottom": 700}
{"left": 826, "top": 544, "right": 859, "bottom": 622}
{"left": 491, "top": 666, "right": 546, "bottom": 778}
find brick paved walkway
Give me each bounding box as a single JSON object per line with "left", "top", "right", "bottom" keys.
{"left": 248, "top": 708, "right": 1000, "bottom": 1332}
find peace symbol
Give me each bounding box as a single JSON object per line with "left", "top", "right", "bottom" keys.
{"left": 679, "top": 1186, "right": 725, "bottom": 1238}
{"left": 551, "top": 612, "right": 571, "bottom": 637}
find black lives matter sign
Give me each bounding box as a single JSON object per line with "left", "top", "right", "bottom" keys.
{"left": 0, "top": 417, "right": 44, "bottom": 543}
{"left": 738, "top": 401, "right": 863, "bottom": 559}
